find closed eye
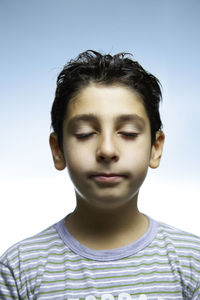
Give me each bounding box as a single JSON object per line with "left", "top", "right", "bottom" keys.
{"left": 75, "top": 132, "right": 138, "bottom": 139}
{"left": 119, "top": 132, "right": 138, "bottom": 138}
{"left": 75, "top": 133, "right": 95, "bottom": 139}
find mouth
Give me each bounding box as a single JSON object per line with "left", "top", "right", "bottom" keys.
{"left": 90, "top": 173, "right": 127, "bottom": 183}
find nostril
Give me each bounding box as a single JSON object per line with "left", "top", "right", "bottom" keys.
{"left": 97, "top": 154, "right": 118, "bottom": 162}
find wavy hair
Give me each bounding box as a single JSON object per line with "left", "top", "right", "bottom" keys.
{"left": 51, "top": 50, "right": 162, "bottom": 149}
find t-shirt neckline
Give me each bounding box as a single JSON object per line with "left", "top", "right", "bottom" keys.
{"left": 55, "top": 214, "right": 158, "bottom": 261}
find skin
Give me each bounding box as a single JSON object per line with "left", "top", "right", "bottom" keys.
{"left": 50, "top": 84, "right": 165, "bottom": 250}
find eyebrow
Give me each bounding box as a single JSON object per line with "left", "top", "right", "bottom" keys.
{"left": 67, "top": 113, "right": 145, "bottom": 129}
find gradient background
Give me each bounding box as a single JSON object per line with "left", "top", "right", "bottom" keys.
{"left": 0, "top": 0, "right": 199, "bottom": 255}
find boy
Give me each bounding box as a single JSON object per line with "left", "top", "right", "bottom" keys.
{"left": 0, "top": 50, "right": 200, "bottom": 299}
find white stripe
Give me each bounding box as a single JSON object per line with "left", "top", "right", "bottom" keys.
{"left": 37, "top": 283, "right": 182, "bottom": 298}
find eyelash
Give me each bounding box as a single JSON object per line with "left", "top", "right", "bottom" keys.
{"left": 75, "top": 132, "right": 138, "bottom": 139}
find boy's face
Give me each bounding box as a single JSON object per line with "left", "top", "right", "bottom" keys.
{"left": 50, "top": 84, "right": 164, "bottom": 210}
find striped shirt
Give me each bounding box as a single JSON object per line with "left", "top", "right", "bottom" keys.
{"left": 0, "top": 215, "right": 200, "bottom": 299}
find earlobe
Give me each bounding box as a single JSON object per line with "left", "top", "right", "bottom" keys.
{"left": 49, "top": 133, "right": 66, "bottom": 170}
{"left": 149, "top": 131, "right": 165, "bottom": 169}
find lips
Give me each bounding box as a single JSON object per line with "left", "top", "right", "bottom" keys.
{"left": 90, "top": 172, "right": 127, "bottom": 183}
{"left": 92, "top": 173, "right": 123, "bottom": 177}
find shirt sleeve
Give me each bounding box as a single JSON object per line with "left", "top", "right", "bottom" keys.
{"left": 0, "top": 262, "right": 19, "bottom": 299}
{"left": 192, "top": 284, "right": 200, "bottom": 300}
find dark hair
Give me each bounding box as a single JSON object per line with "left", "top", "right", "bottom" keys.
{"left": 51, "top": 50, "right": 162, "bottom": 149}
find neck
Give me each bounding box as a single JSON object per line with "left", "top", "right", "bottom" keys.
{"left": 65, "top": 193, "right": 149, "bottom": 250}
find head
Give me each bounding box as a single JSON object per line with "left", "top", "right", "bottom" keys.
{"left": 50, "top": 51, "right": 164, "bottom": 211}
{"left": 51, "top": 50, "right": 163, "bottom": 151}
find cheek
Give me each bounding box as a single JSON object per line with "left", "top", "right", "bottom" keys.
{"left": 123, "top": 144, "right": 151, "bottom": 170}
{"left": 64, "top": 144, "right": 94, "bottom": 173}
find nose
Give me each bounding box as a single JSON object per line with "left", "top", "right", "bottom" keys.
{"left": 96, "top": 133, "right": 119, "bottom": 163}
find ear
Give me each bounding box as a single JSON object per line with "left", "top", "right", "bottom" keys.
{"left": 49, "top": 133, "right": 66, "bottom": 170}
{"left": 149, "top": 131, "right": 165, "bottom": 169}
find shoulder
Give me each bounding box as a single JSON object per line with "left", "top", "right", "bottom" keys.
{"left": 157, "top": 221, "right": 200, "bottom": 247}
{"left": 154, "top": 220, "right": 200, "bottom": 271}
{"left": 152, "top": 221, "right": 200, "bottom": 297}
{"left": 0, "top": 221, "right": 69, "bottom": 298}
{"left": 0, "top": 222, "right": 63, "bottom": 269}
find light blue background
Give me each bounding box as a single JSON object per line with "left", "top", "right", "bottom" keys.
{"left": 0, "top": 1, "right": 199, "bottom": 252}
{"left": 1, "top": 0, "right": 199, "bottom": 181}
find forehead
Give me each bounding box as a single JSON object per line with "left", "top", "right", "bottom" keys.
{"left": 64, "top": 84, "right": 149, "bottom": 127}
